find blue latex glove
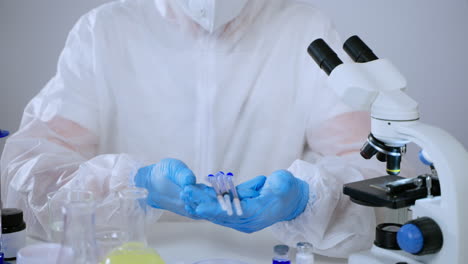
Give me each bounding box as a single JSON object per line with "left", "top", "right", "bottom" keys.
{"left": 134, "top": 158, "right": 197, "bottom": 217}
{"left": 182, "top": 170, "right": 309, "bottom": 233}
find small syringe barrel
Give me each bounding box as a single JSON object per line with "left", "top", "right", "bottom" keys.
{"left": 215, "top": 171, "right": 228, "bottom": 194}
{"left": 226, "top": 173, "right": 239, "bottom": 199}
{"left": 208, "top": 174, "right": 227, "bottom": 211}
{"left": 207, "top": 174, "right": 222, "bottom": 195}
{"left": 226, "top": 172, "right": 243, "bottom": 216}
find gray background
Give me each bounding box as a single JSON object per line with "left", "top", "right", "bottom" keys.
{"left": 1, "top": 0, "right": 468, "bottom": 171}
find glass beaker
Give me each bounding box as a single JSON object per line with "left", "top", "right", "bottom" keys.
{"left": 56, "top": 200, "right": 99, "bottom": 264}
{"left": 47, "top": 189, "right": 94, "bottom": 243}
{"left": 16, "top": 243, "right": 63, "bottom": 264}
{"left": 100, "top": 186, "right": 165, "bottom": 264}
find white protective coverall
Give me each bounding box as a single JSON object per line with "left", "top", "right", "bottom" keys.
{"left": 1, "top": 0, "right": 383, "bottom": 257}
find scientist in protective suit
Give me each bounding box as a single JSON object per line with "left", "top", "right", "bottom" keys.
{"left": 1, "top": 0, "right": 382, "bottom": 257}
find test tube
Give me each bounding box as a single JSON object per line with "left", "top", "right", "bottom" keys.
{"left": 215, "top": 171, "right": 233, "bottom": 216}
{"left": 226, "top": 172, "right": 243, "bottom": 216}
{"left": 207, "top": 174, "right": 227, "bottom": 211}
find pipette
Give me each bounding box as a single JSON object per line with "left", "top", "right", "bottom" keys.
{"left": 226, "top": 172, "right": 243, "bottom": 216}
{"left": 215, "top": 171, "right": 233, "bottom": 216}
{"left": 207, "top": 174, "right": 227, "bottom": 211}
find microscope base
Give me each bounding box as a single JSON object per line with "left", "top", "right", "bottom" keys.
{"left": 348, "top": 246, "right": 423, "bottom": 264}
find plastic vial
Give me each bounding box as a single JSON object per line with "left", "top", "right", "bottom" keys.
{"left": 272, "top": 245, "right": 291, "bottom": 264}
{"left": 296, "top": 242, "right": 314, "bottom": 264}
{"left": 56, "top": 200, "right": 99, "bottom": 264}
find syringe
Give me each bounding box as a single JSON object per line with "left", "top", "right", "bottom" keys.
{"left": 215, "top": 171, "right": 233, "bottom": 216}
{"left": 207, "top": 174, "right": 227, "bottom": 211}
{"left": 226, "top": 172, "right": 243, "bottom": 216}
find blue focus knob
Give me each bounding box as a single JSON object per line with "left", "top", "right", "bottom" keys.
{"left": 397, "top": 224, "right": 424, "bottom": 254}
{"left": 397, "top": 217, "right": 443, "bottom": 255}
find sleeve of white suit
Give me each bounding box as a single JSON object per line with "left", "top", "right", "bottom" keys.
{"left": 269, "top": 24, "right": 386, "bottom": 258}
{"left": 0, "top": 13, "right": 161, "bottom": 240}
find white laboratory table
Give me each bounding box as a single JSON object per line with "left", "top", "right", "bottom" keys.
{"left": 10, "top": 222, "right": 347, "bottom": 264}
{"left": 147, "top": 221, "right": 347, "bottom": 264}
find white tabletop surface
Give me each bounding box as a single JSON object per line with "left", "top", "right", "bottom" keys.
{"left": 10, "top": 221, "right": 348, "bottom": 264}
{"left": 147, "top": 221, "right": 347, "bottom": 264}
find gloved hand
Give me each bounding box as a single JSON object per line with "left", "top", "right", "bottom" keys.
{"left": 182, "top": 170, "right": 309, "bottom": 233}
{"left": 134, "top": 158, "right": 197, "bottom": 217}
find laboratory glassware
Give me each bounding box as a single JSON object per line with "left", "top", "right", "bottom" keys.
{"left": 16, "top": 243, "right": 63, "bottom": 264}
{"left": 272, "top": 245, "right": 291, "bottom": 264}
{"left": 100, "top": 186, "right": 165, "bottom": 264}
{"left": 56, "top": 200, "right": 99, "bottom": 264}
{"left": 296, "top": 242, "right": 314, "bottom": 264}
{"left": 1, "top": 208, "right": 26, "bottom": 260}
{"left": 47, "top": 189, "right": 93, "bottom": 243}
{"left": 192, "top": 259, "right": 251, "bottom": 264}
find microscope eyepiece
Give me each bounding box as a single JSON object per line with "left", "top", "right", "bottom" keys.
{"left": 307, "top": 39, "right": 343, "bottom": 75}
{"left": 343, "top": 35, "right": 379, "bottom": 63}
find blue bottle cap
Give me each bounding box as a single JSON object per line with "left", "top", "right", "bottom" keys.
{"left": 397, "top": 223, "right": 424, "bottom": 254}
{"left": 227, "top": 172, "right": 234, "bottom": 177}
{"left": 274, "top": 244, "right": 289, "bottom": 255}
{"left": 0, "top": 130, "right": 9, "bottom": 138}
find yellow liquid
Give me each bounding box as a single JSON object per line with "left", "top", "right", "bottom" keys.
{"left": 100, "top": 242, "right": 165, "bottom": 264}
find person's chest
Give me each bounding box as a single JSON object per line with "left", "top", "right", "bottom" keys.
{"left": 94, "top": 23, "right": 317, "bottom": 178}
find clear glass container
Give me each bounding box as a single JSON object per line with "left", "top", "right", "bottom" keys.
{"left": 56, "top": 200, "right": 99, "bottom": 264}
{"left": 193, "top": 259, "right": 250, "bottom": 264}
{"left": 47, "top": 189, "right": 94, "bottom": 243}
{"left": 296, "top": 242, "right": 314, "bottom": 264}
{"left": 272, "top": 244, "right": 290, "bottom": 264}
{"left": 99, "top": 187, "right": 165, "bottom": 264}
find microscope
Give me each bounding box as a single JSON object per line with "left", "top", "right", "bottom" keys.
{"left": 307, "top": 36, "right": 468, "bottom": 263}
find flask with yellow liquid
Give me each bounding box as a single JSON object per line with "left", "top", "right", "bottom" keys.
{"left": 100, "top": 187, "right": 165, "bottom": 264}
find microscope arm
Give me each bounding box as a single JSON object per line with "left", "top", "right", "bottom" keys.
{"left": 393, "top": 120, "right": 468, "bottom": 263}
